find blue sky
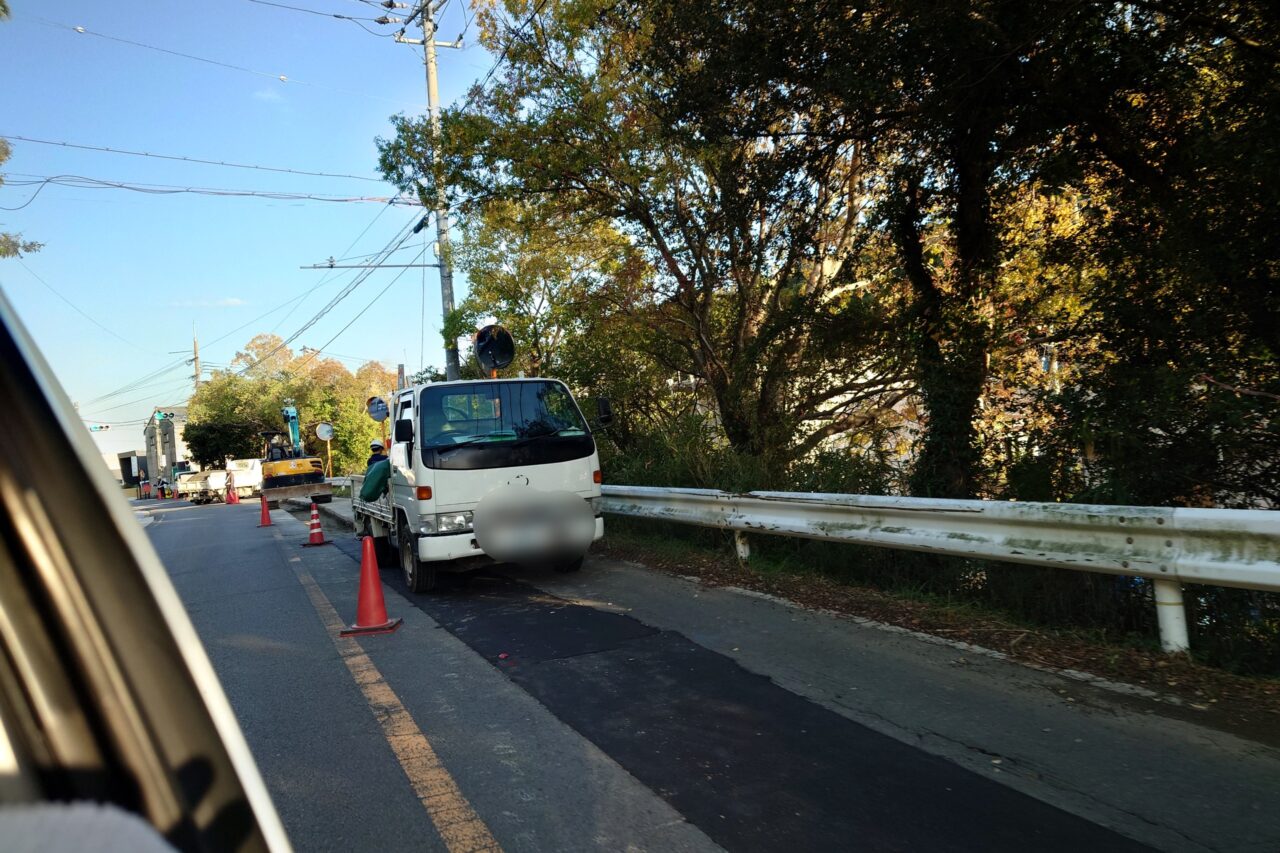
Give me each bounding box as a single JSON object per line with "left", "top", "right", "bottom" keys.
{"left": 0, "top": 0, "right": 489, "bottom": 457}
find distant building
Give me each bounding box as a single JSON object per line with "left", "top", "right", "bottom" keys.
{"left": 116, "top": 451, "right": 148, "bottom": 486}
{"left": 143, "top": 407, "right": 193, "bottom": 482}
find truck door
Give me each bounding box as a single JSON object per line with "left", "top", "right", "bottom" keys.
{"left": 389, "top": 390, "right": 416, "bottom": 521}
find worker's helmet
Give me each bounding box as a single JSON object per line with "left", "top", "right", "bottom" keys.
{"left": 370, "top": 440, "right": 384, "bottom": 450}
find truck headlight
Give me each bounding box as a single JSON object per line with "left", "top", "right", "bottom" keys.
{"left": 588, "top": 496, "right": 603, "bottom": 514}
{"left": 435, "top": 511, "right": 473, "bottom": 533}
{"left": 419, "top": 516, "right": 435, "bottom": 535}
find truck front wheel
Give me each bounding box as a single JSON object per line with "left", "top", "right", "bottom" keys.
{"left": 400, "top": 527, "right": 436, "bottom": 594}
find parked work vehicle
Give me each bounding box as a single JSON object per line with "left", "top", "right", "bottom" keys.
{"left": 175, "top": 469, "right": 204, "bottom": 500}
{"left": 352, "top": 327, "right": 611, "bottom": 593}
{"left": 261, "top": 405, "right": 331, "bottom": 508}
{"left": 191, "top": 458, "right": 264, "bottom": 504}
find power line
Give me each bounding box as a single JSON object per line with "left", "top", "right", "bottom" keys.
{"left": 1, "top": 134, "right": 387, "bottom": 182}
{"left": 79, "top": 377, "right": 195, "bottom": 416}
{"left": 295, "top": 246, "right": 428, "bottom": 369}
{"left": 299, "top": 346, "right": 386, "bottom": 364}
{"left": 244, "top": 0, "right": 398, "bottom": 37}
{"left": 13, "top": 258, "right": 153, "bottom": 352}
{"left": 28, "top": 18, "right": 417, "bottom": 107}
{"left": 457, "top": 0, "right": 550, "bottom": 113}
{"left": 84, "top": 359, "right": 191, "bottom": 406}
{"left": 188, "top": 203, "right": 396, "bottom": 369}
{"left": 84, "top": 373, "right": 192, "bottom": 406}
{"left": 236, "top": 213, "right": 422, "bottom": 374}
{"left": 1, "top": 173, "right": 414, "bottom": 209}
{"left": 245, "top": 0, "right": 379, "bottom": 21}
{"left": 270, "top": 201, "right": 395, "bottom": 332}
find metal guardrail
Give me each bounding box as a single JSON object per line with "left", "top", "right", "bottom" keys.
{"left": 599, "top": 485, "right": 1280, "bottom": 653}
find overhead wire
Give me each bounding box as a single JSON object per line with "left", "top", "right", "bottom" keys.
{"left": 80, "top": 377, "right": 196, "bottom": 416}
{"left": 270, "top": 201, "right": 397, "bottom": 332}
{"left": 167, "top": 203, "right": 397, "bottom": 377}
{"left": 456, "top": 0, "right": 550, "bottom": 113}
{"left": 243, "top": 0, "right": 399, "bottom": 37}
{"left": 1, "top": 174, "right": 413, "bottom": 209}
{"left": 0, "top": 134, "right": 387, "bottom": 182}
{"left": 299, "top": 347, "right": 385, "bottom": 364}
{"left": 84, "top": 359, "right": 191, "bottom": 405}
{"left": 12, "top": 258, "right": 154, "bottom": 352}
{"left": 27, "top": 18, "right": 418, "bottom": 107}
{"left": 245, "top": 0, "right": 379, "bottom": 21}
{"left": 236, "top": 212, "right": 423, "bottom": 374}
{"left": 294, "top": 245, "right": 429, "bottom": 370}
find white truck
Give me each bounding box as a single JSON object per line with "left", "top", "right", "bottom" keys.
{"left": 175, "top": 470, "right": 204, "bottom": 500}
{"left": 351, "top": 376, "right": 612, "bottom": 593}
{"left": 192, "top": 458, "right": 264, "bottom": 504}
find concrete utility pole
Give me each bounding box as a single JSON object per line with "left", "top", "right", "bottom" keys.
{"left": 395, "top": 1, "right": 463, "bottom": 381}
{"left": 192, "top": 326, "right": 201, "bottom": 390}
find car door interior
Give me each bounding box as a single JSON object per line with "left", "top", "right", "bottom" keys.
{"left": 0, "top": 291, "right": 286, "bottom": 851}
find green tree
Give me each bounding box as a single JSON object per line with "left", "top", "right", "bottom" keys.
{"left": 1, "top": 4, "right": 38, "bottom": 257}
{"left": 1, "top": 139, "right": 43, "bottom": 259}
{"left": 637, "top": 0, "right": 1279, "bottom": 503}
{"left": 454, "top": 200, "right": 635, "bottom": 377}
{"left": 183, "top": 420, "right": 261, "bottom": 469}
{"left": 188, "top": 341, "right": 400, "bottom": 477}
{"left": 377, "top": 0, "right": 908, "bottom": 481}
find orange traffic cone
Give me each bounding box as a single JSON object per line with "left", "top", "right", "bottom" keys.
{"left": 341, "top": 536, "right": 402, "bottom": 636}
{"left": 301, "top": 503, "right": 331, "bottom": 547}
{"left": 257, "top": 494, "right": 272, "bottom": 527}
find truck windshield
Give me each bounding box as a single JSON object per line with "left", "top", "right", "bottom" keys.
{"left": 418, "top": 380, "right": 594, "bottom": 470}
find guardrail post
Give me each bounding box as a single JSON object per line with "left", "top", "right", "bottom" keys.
{"left": 1153, "top": 579, "right": 1190, "bottom": 653}
{"left": 733, "top": 531, "right": 750, "bottom": 562}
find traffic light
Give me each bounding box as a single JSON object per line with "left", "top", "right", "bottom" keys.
{"left": 87, "top": 424, "right": 111, "bottom": 432}
{"left": 155, "top": 412, "right": 165, "bottom": 421}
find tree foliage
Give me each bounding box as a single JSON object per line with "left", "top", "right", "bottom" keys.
{"left": 377, "top": 0, "right": 1278, "bottom": 507}
{"left": 1, "top": 0, "right": 41, "bottom": 259}
{"left": 187, "top": 337, "right": 397, "bottom": 474}
{"left": 374, "top": 0, "right": 1278, "bottom": 669}
{"left": 1, "top": 140, "right": 43, "bottom": 260}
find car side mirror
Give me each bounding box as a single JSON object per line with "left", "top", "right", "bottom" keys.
{"left": 394, "top": 419, "right": 414, "bottom": 442}
{"left": 595, "top": 397, "right": 614, "bottom": 428}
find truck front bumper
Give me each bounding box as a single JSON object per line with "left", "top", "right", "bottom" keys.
{"left": 418, "top": 516, "right": 604, "bottom": 563}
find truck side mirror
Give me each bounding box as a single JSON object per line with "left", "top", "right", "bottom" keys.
{"left": 394, "top": 419, "right": 414, "bottom": 442}
{"left": 595, "top": 397, "right": 614, "bottom": 428}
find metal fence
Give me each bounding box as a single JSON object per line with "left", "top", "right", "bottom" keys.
{"left": 599, "top": 485, "right": 1280, "bottom": 653}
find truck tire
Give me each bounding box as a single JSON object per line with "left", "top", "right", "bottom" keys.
{"left": 400, "top": 526, "right": 436, "bottom": 593}
{"left": 554, "top": 556, "right": 585, "bottom": 574}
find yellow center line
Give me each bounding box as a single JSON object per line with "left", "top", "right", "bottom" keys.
{"left": 292, "top": 563, "right": 503, "bottom": 853}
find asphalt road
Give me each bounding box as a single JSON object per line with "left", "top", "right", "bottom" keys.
{"left": 142, "top": 501, "right": 1280, "bottom": 853}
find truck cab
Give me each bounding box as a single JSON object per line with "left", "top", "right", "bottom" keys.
{"left": 354, "top": 377, "right": 606, "bottom": 592}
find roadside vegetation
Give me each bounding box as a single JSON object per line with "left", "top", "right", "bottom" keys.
{"left": 185, "top": 1, "right": 1279, "bottom": 674}
{"left": 372, "top": 0, "right": 1280, "bottom": 673}
{"left": 183, "top": 334, "right": 398, "bottom": 476}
